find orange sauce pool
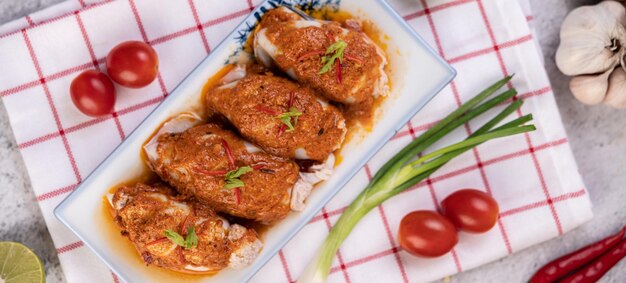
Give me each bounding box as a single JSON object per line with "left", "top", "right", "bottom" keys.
{"left": 103, "top": 7, "right": 390, "bottom": 278}
{"left": 201, "top": 64, "right": 236, "bottom": 100}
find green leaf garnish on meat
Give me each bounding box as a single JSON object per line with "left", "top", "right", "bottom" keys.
{"left": 224, "top": 166, "right": 253, "bottom": 189}
{"left": 185, "top": 227, "right": 198, "bottom": 249}
{"left": 164, "top": 230, "right": 185, "bottom": 246}
{"left": 164, "top": 226, "right": 198, "bottom": 249}
{"left": 319, "top": 39, "right": 347, "bottom": 74}
{"left": 276, "top": 107, "right": 303, "bottom": 132}
{"left": 224, "top": 178, "right": 245, "bottom": 189}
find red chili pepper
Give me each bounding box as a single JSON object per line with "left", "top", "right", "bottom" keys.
{"left": 221, "top": 139, "right": 236, "bottom": 170}
{"left": 177, "top": 246, "right": 185, "bottom": 263}
{"left": 193, "top": 167, "right": 229, "bottom": 176}
{"left": 145, "top": 237, "right": 169, "bottom": 247}
{"left": 277, "top": 124, "right": 287, "bottom": 137}
{"left": 251, "top": 164, "right": 266, "bottom": 170}
{"left": 297, "top": 50, "right": 325, "bottom": 61}
{"left": 325, "top": 31, "right": 336, "bottom": 41}
{"left": 234, "top": 187, "right": 241, "bottom": 205}
{"left": 288, "top": 91, "right": 297, "bottom": 107}
{"left": 530, "top": 227, "right": 625, "bottom": 283}
{"left": 335, "top": 62, "right": 342, "bottom": 83}
{"left": 560, "top": 238, "right": 626, "bottom": 283}
{"left": 344, "top": 54, "right": 363, "bottom": 64}
{"left": 254, "top": 105, "right": 280, "bottom": 115}
{"left": 179, "top": 214, "right": 192, "bottom": 234}
{"left": 277, "top": 92, "right": 298, "bottom": 137}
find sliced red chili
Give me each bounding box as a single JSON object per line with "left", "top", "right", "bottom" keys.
{"left": 335, "top": 62, "right": 342, "bottom": 83}
{"left": 325, "top": 30, "right": 336, "bottom": 41}
{"left": 251, "top": 164, "right": 266, "bottom": 170}
{"left": 345, "top": 54, "right": 363, "bottom": 64}
{"left": 179, "top": 214, "right": 192, "bottom": 234}
{"left": 254, "top": 105, "right": 280, "bottom": 115}
{"left": 177, "top": 246, "right": 185, "bottom": 263}
{"left": 221, "top": 139, "right": 236, "bottom": 170}
{"left": 288, "top": 91, "right": 297, "bottom": 107}
{"left": 277, "top": 124, "right": 287, "bottom": 137}
{"left": 297, "top": 50, "right": 325, "bottom": 61}
{"left": 234, "top": 187, "right": 241, "bottom": 205}
{"left": 277, "top": 92, "right": 298, "bottom": 137}
{"left": 145, "top": 237, "right": 169, "bottom": 247}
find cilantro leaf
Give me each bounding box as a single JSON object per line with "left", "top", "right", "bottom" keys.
{"left": 280, "top": 116, "right": 295, "bottom": 132}
{"left": 224, "top": 178, "right": 245, "bottom": 189}
{"left": 164, "top": 226, "right": 198, "bottom": 249}
{"left": 276, "top": 107, "right": 303, "bottom": 132}
{"left": 185, "top": 226, "right": 198, "bottom": 249}
{"left": 225, "top": 166, "right": 253, "bottom": 179}
{"left": 224, "top": 166, "right": 252, "bottom": 189}
{"left": 319, "top": 39, "right": 347, "bottom": 74}
{"left": 164, "top": 229, "right": 186, "bottom": 247}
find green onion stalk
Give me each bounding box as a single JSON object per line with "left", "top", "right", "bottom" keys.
{"left": 298, "top": 76, "right": 535, "bottom": 283}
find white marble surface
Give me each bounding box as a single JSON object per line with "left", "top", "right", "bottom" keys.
{"left": 0, "top": 0, "right": 624, "bottom": 282}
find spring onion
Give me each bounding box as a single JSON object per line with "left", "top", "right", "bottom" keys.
{"left": 298, "top": 76, "right": 535, "bottom": 282}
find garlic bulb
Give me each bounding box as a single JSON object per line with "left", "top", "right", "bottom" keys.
{"left": 556, "top": 1, "right": 626, "bottom": 76}
{"left": 569, "top": 69, "right": 613, "bottom": 105}
{"left": 605, "top": 67, "right": 626, "bottom": 108}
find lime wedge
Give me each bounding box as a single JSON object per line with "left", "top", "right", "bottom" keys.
{"left": 0, "top": 242, "right": 45, "bottom": 283}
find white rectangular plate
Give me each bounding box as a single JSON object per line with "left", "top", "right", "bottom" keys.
{"left": 54, "top": 0, "right": 455, "bottom": 282}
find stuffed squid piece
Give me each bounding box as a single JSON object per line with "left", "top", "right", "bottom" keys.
{"left": 109, "top": 183, "right": 262, "bottom": 273}
{"left": 206, "top": 67, "right": 346, "bottom": 161}
{"left": 253, "top": 7, "right": 389, "bottom": 107}
{"left": 143, "top": 114, "right": 333, "bottom": 223}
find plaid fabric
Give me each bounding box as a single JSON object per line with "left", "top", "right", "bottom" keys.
{"left": 0, "top": 0, "right": 592, "bottom": 282}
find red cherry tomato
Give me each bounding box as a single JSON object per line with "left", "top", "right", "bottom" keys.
{"left": 70, "top": 70, "right": 116, "bottom": 117}
{"left": 441, "top": 189, "right": 500, "bottom": 233}
{"left": 398, "top": 210, "right": 458, "bottom": 258}
{"left": 106, "top": 41, "right": 158, "bottom": 88}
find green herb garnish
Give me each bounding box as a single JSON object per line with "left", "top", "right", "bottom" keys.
{"left": 164, "top": 226, "right": 198, "bottom": 249}
{"left": 276, "top": 107, "right": 303, "bottom": 132}
{"left": 318, "top": 39, "right": 347, "bottom": 74}
{"left": 224, "top": 166, "right": 253, "bottom": 189}
{"left": 186, "top": 227, "right": 198, "bottom": 248}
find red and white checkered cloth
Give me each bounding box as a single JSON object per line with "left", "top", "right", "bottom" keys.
{"left": 0, "top": 0, "right": 593, "bottom": 282}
